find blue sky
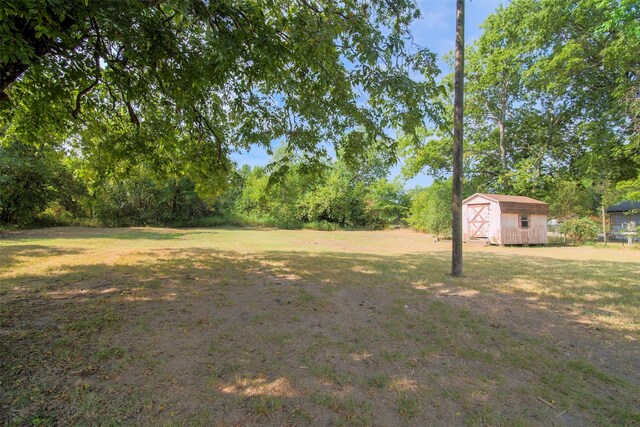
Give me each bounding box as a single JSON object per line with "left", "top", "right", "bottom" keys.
{"left": 231, "top": 0, "right": 505, "bottom": 188}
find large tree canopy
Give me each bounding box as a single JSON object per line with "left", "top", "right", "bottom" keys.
{"left": 0, "top": 0, "right": 441, "bottom": 192}
{"left": 402, "top": 0, "right": 639, "bottom": 200}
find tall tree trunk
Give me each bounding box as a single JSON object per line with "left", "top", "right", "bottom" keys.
{"left": 498, "top": 118, "right": 509, "bottom": 190}
{"left": 499, "top": 76, "right": 509, "bottom": 172}
{"left": 452, "top": 0, "right": 465, "bottom": 277}
{"left": 498, "top": 119, "right": 507, "bottom": 170}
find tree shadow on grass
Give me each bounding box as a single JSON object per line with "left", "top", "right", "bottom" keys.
{"left": 2, "top": 247, "right": 638, "bottom": 336}
{"left": 0, "top": 245, "right": 84, "bottom": 272}
{"left": 1, "top": 248, "right": 639, "bottom": 426}
{"left": 251, "top": 250, "right": 640, "bottom": 321}
{"left": 0, "top": 227, "right": 218, "bottom": 242}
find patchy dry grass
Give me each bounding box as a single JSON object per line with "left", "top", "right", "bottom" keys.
{"left": 1, "top": 227, "right": 639, "bottom": 426}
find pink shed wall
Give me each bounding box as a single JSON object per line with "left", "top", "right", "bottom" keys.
{"left": 463, "top": 194, "right": 548, "bottom": 245}
{"left": 499, "top": 214, "right": 547, "bottom": 245}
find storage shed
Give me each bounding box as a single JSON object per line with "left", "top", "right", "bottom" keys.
{"left": 462, "top": 193, "right": 549, "bottom": 245}
{"left": 605, "top": 200, "right": 640, "bottom": 232}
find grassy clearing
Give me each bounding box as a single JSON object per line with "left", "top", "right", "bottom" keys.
{"left": 1, "top": 227, "right": 639, "bottom": 425}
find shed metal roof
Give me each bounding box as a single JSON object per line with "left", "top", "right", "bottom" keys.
{"left": 606, "top": 200, "right": 640, "bottom": 213}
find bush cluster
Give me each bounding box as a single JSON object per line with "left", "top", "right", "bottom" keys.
{"left": 559, "top": 217, "right": 599, "bottom": 244}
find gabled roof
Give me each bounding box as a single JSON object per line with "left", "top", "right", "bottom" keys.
{"left": 606, "top": 200, "right": 640, "bottom": 213}
{"left": 463, "top": 193, "right": 547, "bottom": 205}
{"left": 477, "top": 193, "right": 547, "bottom": 204}
{"left": 463, "top": 193, "right": 550, "bottom": 215}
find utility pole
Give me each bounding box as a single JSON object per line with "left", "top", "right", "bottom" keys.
{"left": 601, "top": 205, "right": 607, "bottom": 246}
{"left": 452, "top": 0, "right": 465, "bottom": 277}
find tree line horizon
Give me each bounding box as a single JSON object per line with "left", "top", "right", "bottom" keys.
{"left": 1, "top": 0, "right": 638, "bottom": 233}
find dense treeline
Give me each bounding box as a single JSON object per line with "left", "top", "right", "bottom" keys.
{"left": 0, "top": 132, "right": 634, "bottom": 234}
{"left": 1, "top": 0, "right": 638, "bottom": 235}
{"left": 0, "top": 141, "right": 210, "bottom": 227}
{"left": 0, "top": 141, "right": 428, "bottom": 230}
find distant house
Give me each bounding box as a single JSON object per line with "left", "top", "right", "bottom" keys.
{"left": 606, "top": 201, "right": 640, "bottom": 232}
{"left": 462, "top": 193, "right": 549, "bottom": 245}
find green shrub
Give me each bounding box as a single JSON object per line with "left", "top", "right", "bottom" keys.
{"left": 37, "top": 203, "right": 76, "bottom": 226}
{"left": 297, "top": 167, "right": 367, "bottom": 227}
{"left": 172, "top": 214, "right": 246, "bottom": 228}
{"left": 0, "top": 141, "right": 55, "bottom": 225}
{"left": 406, "top": 180, "right": 452, "bottom": 238}
{"left": 303, "top": 220, "right": 344, "bottom": 231}
{"left": 559, "top": 217, "right": 599, "bottom": 244}
{"left": 94, "top": 175, "right": 210, "bottom": 226}
{"left": 363, "top": 178, "right": 409, "bottom": 229}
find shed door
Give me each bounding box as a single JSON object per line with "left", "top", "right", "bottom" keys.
{"left": 467, "top": 204, "right": 490, "bottom": 238}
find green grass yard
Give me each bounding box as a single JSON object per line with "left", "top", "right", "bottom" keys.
{"left": 1, "top": 227, "right": 639, "bottom": 425}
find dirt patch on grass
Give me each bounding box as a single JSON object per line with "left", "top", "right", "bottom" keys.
{"left": 1, "top": 228, "right": 639, "bottom": 425}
